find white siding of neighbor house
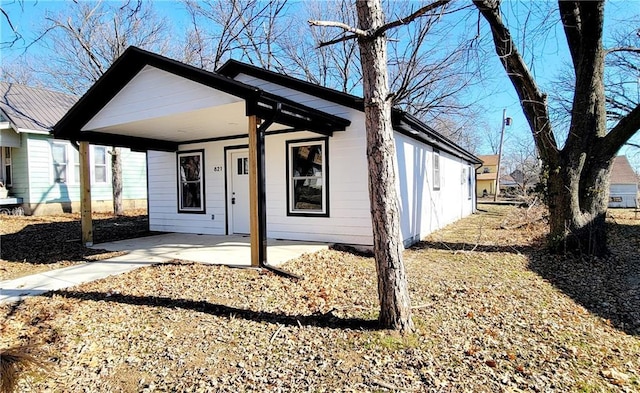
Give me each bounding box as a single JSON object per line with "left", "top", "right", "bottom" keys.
{"left": 3, "top": 134, "right": 30, "bottom": 200}
{"left": 22, "top": 134, "right": 146, "bottom": 206}
{"left": 609, "top": 183, "right": 638, "bottom": 208}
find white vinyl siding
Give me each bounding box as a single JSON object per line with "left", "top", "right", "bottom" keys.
{"left": 395, "top": 133, "right": 476, "bottom": 246}
{"left": 146, "top": 72, "right": 477, "bottom": 247}
{"left": 22, "top": 135, "right": 146, "bottom": 205}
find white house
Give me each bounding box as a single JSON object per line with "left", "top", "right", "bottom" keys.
{"left": 609, "top": 155, "right": 638, "bottom": 208}
{"left": 53, "top": 47, "right": 480, "bottom": 265}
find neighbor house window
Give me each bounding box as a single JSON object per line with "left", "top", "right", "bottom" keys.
{"left": 177, "top": 150, "right": 205, "bottom": 213}
{"left": 93, "top": 146, "right": 107, "bottom": 183}
{"left": 52, "top": 143, "right": 68, "bottom": 183}
{"left": 433, "top": 149, "right": 440, "bottom": 190}
{"left": 287, "top": 138, "right": 328, "bottom": 216}
{"left": 3, "top": 147, "right": 12, "bottom": 186}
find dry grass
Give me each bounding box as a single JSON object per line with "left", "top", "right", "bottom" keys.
{"left": 1, "top": 204, "right": 639, "bottom": 392}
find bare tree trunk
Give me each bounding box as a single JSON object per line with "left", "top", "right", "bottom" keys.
{"left": 474, "top": 0, "right": 640, "bottom": 256}
{"left": 356, "top": 0, "right": 413, "bottom": 332}
{"left": 111, "top": 147, "right": 124, "bottom": 216}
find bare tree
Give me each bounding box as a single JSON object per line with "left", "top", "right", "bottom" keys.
{"left": 182, "top": 0, "right": 289, "bottom": 72}
{"left": 36, "top": 0, "right": 170, "bottom": 215}
{"left": 501, "top": 133, "right": 540, "bottom": 195}
{"left": 310, "top": 0, "right": 453, "bottom": 332}
{"left": 474, "top": 0, "right": 640, "bottom": 255}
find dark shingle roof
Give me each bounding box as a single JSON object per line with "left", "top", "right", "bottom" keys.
{"left": 0, "top": 82, "right": 77, "bottom": 133}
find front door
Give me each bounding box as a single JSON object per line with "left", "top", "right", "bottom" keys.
{"left": 228, "top": 150, "right": 250, "bottom": 234}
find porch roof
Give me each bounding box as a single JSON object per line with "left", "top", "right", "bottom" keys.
{"left": 53, "top": 47, "right": 350, "bottom": 151}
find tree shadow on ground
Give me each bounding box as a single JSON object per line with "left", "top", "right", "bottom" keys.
{"left": 526, "top": 221, "right": 640, "bottom": 336}
{"left": 1, "top": 214, "right": 156, "bottom": 264}
{"left": 410, "top": 240, "right": 536, "bottom": 254}
{"left": 43, "top": 290, "right": 379, "bottom": 331}
{"left": 412, "top": 221, "right": 640, "bottom": 336}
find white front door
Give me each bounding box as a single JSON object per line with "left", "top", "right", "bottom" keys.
{"left": 228, "top": 150, "right": 250, "bottom": 234}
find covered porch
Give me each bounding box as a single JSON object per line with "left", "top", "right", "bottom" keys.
{"left": 92, "top": 233, "right": 329, "bottom": 267}
{"left": 53, "top": 46, "right": 349, "bottom": 268}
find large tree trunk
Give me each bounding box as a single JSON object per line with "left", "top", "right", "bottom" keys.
{"left": 473, "top": 0, "right": 640, "bottom": 256}
{"left": 111, "top": 147, "right": 124, "bottom": 216}
{"left": 356, "top": 0, "right": 413, "bottom": 332}
{"left": 545, "top": 156, "right": 612, "bottom": 255}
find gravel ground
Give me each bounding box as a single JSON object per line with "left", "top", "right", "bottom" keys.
{"left": 1, "top": 204, "right": 639, "bottom": 392}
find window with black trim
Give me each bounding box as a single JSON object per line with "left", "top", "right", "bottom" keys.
{"left": 177, "top": 150, "right": 205, "bottom": 213}
{"left": 433, "top": 149, "right": 440, "bottom": 190}
{"left": 286, "top": 138, "right": 328, "bottom": 216}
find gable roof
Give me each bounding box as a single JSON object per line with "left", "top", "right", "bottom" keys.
{"left": 477, "top": 154, "right": 499, "bottom": 166}
{"left": 54, "top": 47, "right": 351, "bottom": 151}
{"left": 218, "top": 59, "right": 481, "bottom": 165}
{"left": 0, "top": 82, "right": 77, "bottom": 133}
{"left": 610, "top": 155, "right": 638, "bottom": 185}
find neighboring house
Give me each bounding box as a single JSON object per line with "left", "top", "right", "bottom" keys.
{"left": 476, "top": 154, "right": 499, "bottom": 197}
{"left": 0, "top": 82, "right": 147, "bottom": 215}
{"left": 609, "top": 155, "right": 638, "bottom": 208}
{"left": 53, "top": 46, "right": 480, "bottom": 249}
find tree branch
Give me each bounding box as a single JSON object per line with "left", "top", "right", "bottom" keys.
{"left": 308, "top": 19, "right": 368, "bottom": 37}
{"left": 374, "top": 0, "right": 450, "bottom": 37}
{"left": 317, "top": 33, "right": 359, "bottom": 48}
{"left": 601, "top": 103, "right": 640, "bottom": 158}
{"left": 473, "top": 0, "right": 559, "bottom": 164}
{"left": 605, "top": 46, "right": 640, "bottom": 55}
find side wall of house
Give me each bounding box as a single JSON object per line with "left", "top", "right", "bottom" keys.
{"left": 394, "top": 134, "right": 475, "bottom": 246}
{"left": 22, "top": 134, "right": 147, "bottom": 214}
{"left": 609, "top": 183, "right": 638, "bottom": 208}
{"left": 6, "top": 133, "right": 30, "bottom": 200}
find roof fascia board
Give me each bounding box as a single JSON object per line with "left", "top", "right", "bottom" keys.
{"left": 394, "top": 111, "right": 481, "bottom": 164}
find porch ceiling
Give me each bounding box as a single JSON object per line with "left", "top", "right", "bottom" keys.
{"left": 81, "top": 101, "right": 291, "bottom": 143}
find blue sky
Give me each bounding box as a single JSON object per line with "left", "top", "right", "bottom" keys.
{"left": 2, "top": 0, "right": 639, "bottom": 171}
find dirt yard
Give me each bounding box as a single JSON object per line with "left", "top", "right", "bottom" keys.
{"left": 1, "top": 205, "right": 639, "bottom": 392}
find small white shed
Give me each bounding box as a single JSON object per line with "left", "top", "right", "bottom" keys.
{"left": 609, "top": 156, "right": 638, "bottom": 208}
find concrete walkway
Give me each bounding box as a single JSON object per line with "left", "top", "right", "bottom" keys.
{"left": 0, "top": 234, "right": 328, "bottom": 304}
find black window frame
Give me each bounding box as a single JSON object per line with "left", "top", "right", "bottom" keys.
{"left": 286, "top": 137, "right": 329, "bottom": 217}
{"left": 177, "top": 149, "right": 206, "bottom": 214}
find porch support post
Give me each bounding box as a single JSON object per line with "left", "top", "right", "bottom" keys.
{"left": 79, "top": 141, "right": 93, "bottom": 246}
{"left": 248, "top": 115, "right": 267, "bottom": 267}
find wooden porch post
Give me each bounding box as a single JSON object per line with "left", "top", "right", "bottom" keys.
{"left": 79, "top": 141, "right": 93, "bottom": 246}
{"left": 248, "top": 115, "right": 267, "bottom": 267}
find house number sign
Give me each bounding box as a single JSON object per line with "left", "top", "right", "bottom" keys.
{"left": 213, "top": 166, "right": 223, "bottom": 172}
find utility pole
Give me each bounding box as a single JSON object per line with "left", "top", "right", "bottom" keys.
{"left": 494, "top": 109, "right": 510, "bottom": 201}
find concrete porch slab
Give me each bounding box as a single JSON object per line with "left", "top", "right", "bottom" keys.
{"left": 91, "top": 233, "right": 329, "bottom": 267}
{"left": 0, "top": 234, "right": 328, "bottom": 304}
